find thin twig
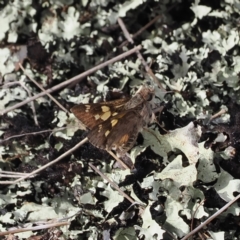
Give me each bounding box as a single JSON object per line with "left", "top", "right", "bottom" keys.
{"left": 2, "top": 81, "right": 39, "bottom": 126}
{"left": 107, "top": 150, "right": 130, "bottom": 169}
{"left": 118, "top": 1, "right": 178, "bottom": 50}
{"left": 209, "top": 108, "right": 227, "bottom": 123}
{"left": 117, "top": 18, "right": 165, "bottom": 91}
{"left": 89, "top": 163, "right": 135, "bottom": 205}
{"left": 119, "top": 15, "right": 162, "bottom": 48}
{"left": 19, "top": 63, "right": 69, "bottom": 113}
{"left": 0, "top": 129, "right": 57, "bottom": 144}
{"left": 191, "top": 199, "right": 205, "bottom": 232}
{"left": 0, "top": 222, "right": 69, "bottom": 236}
{"left": 181, "top": 193, "right": 240, "bottom": 240}
{"left": 1, "top": 131, "right": 129, "bottom": 178}
{"left": 0, "top": 171, "right": 30, "bottom": 178}
{"left": 0, "top": 171, "right": 30, "bottom": 175}
{"left": 0, "top": 127, "right": 69, "bottom": 144}
{"left": 19, "top": 81, "right": 39, "bottom": 126}
{"left": 1, "top": 45, "right": 142, "bottom": 116}
{"left": 0, "top": 138, "right": 88, "bottom": 185}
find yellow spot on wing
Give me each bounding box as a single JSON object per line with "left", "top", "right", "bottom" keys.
{"left": 101, "top": 106, "right": 110, "bottom": 112}
{"left": 98, "top": 124, "right": 102, "bottom": 132}
{"left": 85, "top": 105, "right": 91, "bottom": 112}
{"left": 111, "top": 119, "right": 118, "bottom": 127}
{"left": 105, "top": 130, "right": 110, "bottom": 137}
{"left": 100, "top": 111, "right": 111, "bottom": 121}
{"left": 119, "top": 134, "right": 129, "bottom": 144}
{"left": 112, "top": 112, "right": 118, "bottom": 116}
{"left": 94, "top": 114, "right": 100, "bottom": 120}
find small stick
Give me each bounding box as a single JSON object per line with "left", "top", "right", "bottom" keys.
{"left": 0, "top": 138, "right": 88, "bottom": 185}
{"left": 190, "top": 199, "right": 205, "bottom": 231}
{"left": 119, "top": 15, "right": 161, "bottom": 48}
{"left": 89, "top": 163, "right": 135, "bottom": 204}
{"left": 2, "top": 81, "right": 39, "bottom": 126}
{"left": 19, "top": 63, "right": 69, "bottom": 113}
{"left": 1, "top": 45, "right": 142, "bottom": 116}
{"left": 7, "top": 138, "right": 131, "bottom": 184}
{"left": 117, "top": 18, "right": 165, "bottom": 91}
{"left": 107, "top": 150, "right": 130, "bottom": 169}
{"left": 209, "top": 108, "right": 227, "bottom": 123}
{"left": 0, "top": 222, "right": 69, "bottom": 236}
{"left": 181, "top": 193, "right": 240, "bottom": 240}
{"left": 0, "top": 171, "right": 30, "bottom": 178}
{"left": 118, "top": 1, "right": 178, "bottom": 50}
{"left": 0, "top": 128, "right": 64, "bottom": 144}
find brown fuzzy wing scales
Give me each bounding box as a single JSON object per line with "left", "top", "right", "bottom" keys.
{"left": 71, "top": 98, "right": 130, "bottom": 130}
{"left": 87, "top": 110, "right": 143, "bottom": 153}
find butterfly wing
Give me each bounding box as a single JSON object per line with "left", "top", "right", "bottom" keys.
{"left": 88, "top": 110, "right": 143, "bottom": 153}
{"left": 71, "top": 98, "right": 130, "bottom": 130}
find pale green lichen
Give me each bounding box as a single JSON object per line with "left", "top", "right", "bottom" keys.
{"left": 1, "top": 0, "right": 240, "bottom": 238}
